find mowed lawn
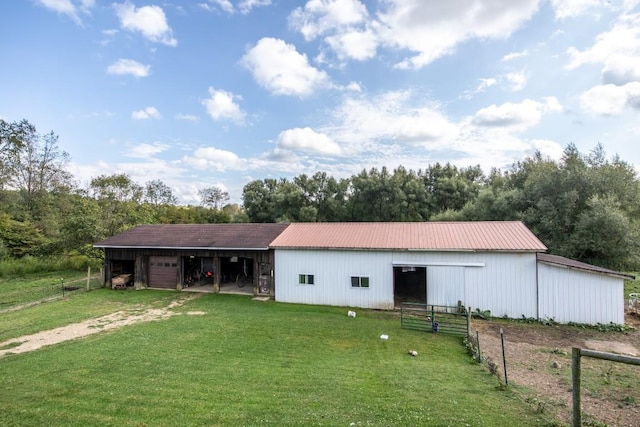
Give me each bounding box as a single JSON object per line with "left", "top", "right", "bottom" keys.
{"left": 0, "top": 290, "right": 554, "bottom": 426}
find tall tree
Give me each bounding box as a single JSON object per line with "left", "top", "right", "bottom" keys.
{"left": 347, "top": 167, "right": 396, "bottom": 221}
{"left": 198, "top": 186, "right": 229, "bottom": 209}
{"left": 0, "top": 119, "right": 32, "bottom": 189}
{"left": 90, "top": 173, "right": 148, "bottom": 236}
{"left": 144, "top": 179, "right": 177, "bottom": 206}
{"left": 0, "top": 120, "right": 72, "bottom": 214}
{"left": 422, "top": 163, "right": 484, "bottom": 217}
{"left": 242, "top": 179, "right": 279, "bottom": 222}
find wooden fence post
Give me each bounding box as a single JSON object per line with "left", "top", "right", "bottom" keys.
{"left": 571, "top": 348, "right": 640, "bottom": 426}
{"left": 572, "top": 348, "right": 581, "bottom": 427}
{"left": 86, "top": 266, "right": 91, "bottom": 291}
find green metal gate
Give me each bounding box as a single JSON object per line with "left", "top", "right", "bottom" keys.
{"left": 401, "top": 303, "right": 470, "bottom": 336}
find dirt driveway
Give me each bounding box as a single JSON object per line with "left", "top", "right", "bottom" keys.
{"left": 473, "top": 312, "right": 640, "bottom": 427}
{"left": 0, "top": 296, "right": 205, "bottom": 358}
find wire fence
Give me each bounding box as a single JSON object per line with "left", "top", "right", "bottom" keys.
{"left": 0, "top": 268, "right": 104, "bottom": 313}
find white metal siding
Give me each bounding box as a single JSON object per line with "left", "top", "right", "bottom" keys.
{"left": 427, "top": 266, "right": 464, "bottom": 307}
{"left": 274, "top": 250, "right": 395, "bottom": 309}
{"left": 538, "top": 263, "right": 624, "bottom": 324}
{"left": 392, "top": 251, "right": 538, "bottom": 318}
{"left": 275, "top": 249, "right": 538, "bottom": 317}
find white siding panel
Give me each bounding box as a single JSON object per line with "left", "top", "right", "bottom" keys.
{"left": 275, "top": 250, "right": 395, "bottom": 309}
{"left": 392, "top": 251, "right": 538, "bottom": 318}
{"left": 427, "top": 266, "right": 464, "bottom": 307}
{"left": 538, "top": 263, "right": 624, "bottom": 324}
{"left": 275, "top": 249, "right": 538, "bottom": 317}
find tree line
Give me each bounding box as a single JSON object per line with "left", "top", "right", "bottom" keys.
{"left": 242, "top": 145, "right": 640, "bottom": 270}
{"left": 1, "top": 119, "right": 639, "bottom": 270}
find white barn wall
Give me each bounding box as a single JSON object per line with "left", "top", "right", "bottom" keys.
{"left": 538, "top": 263, "right": 624, "bottom": 324}
{"left": 275, "top": 250, "right": 395, "bottom": 309}
{"left": 275, "top": 249, "right": 539, "bottom": 318}
{"left": 391, "top": 251, "right": 538, "bottom": 318}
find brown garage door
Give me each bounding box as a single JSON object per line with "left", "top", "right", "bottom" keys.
{"left": 149, "top": 256, "right": 178, "bottom": 289}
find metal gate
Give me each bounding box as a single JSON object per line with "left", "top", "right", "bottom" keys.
{"left": 401, "top": 303, "right": 470, "bottom": 336}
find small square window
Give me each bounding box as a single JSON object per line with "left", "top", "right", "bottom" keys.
{"left": 351, "top": 276, "right": 369, "bottom": 288}
{"left": 299, "top": 274, "right": 314, "bottom": 285}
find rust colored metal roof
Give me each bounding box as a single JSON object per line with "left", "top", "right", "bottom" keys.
{"left": 269, "top": 221, "right": 547, "bottom": 252}
{"left": 94, "top": 223, "right": 290, "bottom": 250}
{"left": 537, "top": 253, "right": 635, "bottom": 280}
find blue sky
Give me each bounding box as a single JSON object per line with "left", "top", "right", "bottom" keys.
{"left": 1, "top": 0, "right": 639, "bottom": 205}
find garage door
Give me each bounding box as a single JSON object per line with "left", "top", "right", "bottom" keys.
{"left": 149, "top": 256, "right": 178, "bottom": 289}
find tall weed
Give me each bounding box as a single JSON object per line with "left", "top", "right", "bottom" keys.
{"left": 0, "top": 255, "right": 102, "bottom": 277}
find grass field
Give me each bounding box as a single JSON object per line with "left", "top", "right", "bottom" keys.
{"left": 626, "top": 273, "right": 640, "bottom": 295}
{"left": 0, "top": 269, "right": 103, "bottom": 312}
{"left": 0, "top": 289, "right": 557, "bottom": 426}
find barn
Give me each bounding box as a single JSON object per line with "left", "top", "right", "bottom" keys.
{"left": 270, "top": 222, "right": 632, "bottom": 325}
{"left": 93, "top": 223, "right": 288, "bottom": 295}
{"left": 94, "top": 221, "right": 633, "bottom": 325}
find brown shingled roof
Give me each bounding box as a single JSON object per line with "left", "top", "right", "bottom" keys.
{"left": 269, "top": 221, "right": 547, "bottom": 251}
{"left": 537, "top": 253, "right": 635, "bottom": 280}
{"left": 94, "top": 223, "right": 290, "bottom": 250}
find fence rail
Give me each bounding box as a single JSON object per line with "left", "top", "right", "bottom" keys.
{"left": 401, "top": 303, "right": 470, "bottom": 336}
{"left": 572, "top": 347, "right": 640, "bottom": 426}
{"left": 0, "top": 268, "right": 103, "bottom": 313}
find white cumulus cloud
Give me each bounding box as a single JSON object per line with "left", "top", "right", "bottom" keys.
{"left": 289, "top": 0, "right": 375, "bottom": 64}
{"left": 36, "top": 0, "right": 95, "bottom": 26}
{"left": 325, "top": 28, "right": 378, "bottom": 61}
{"left": 106, "top": 59, "right": 151, "bottom": 77}
{"left": 114, "top": 1, "right": 177, "bottom": 46}
{"left": 241, "top": 37, "right": 330, "bottom": 97}
{"left": 126, "top": 142, "right": 169, "bottom": 158}
{"left": 329, "top": 90, "right": 459, "bottom": 152}
{"left": 549, "top": 0, "right": 601, "bottom": 19}
{"left": 189, "top": 147, "right": 245, "bottom": 171}
{"left": 473, "top": 97, "right": 562, "bottom": 130}
{"left": 579, "top": 82, "right": 640, "bottom": 115}
{"left": 200, "top": 0, "right": 271, "bottom": 14}
{"left": 132, "top": 107, "right": 161, "bottom": 120}
{"left": 175, "top": 114, "right": 200, "bottom": 122}
{"left": 289, "top": 0, "right": 369, "bottom": 40}
{"left": 277, "top": 127, "right": 342, "bottom": 155}
{"left": 505, "top": 70, "right": 527, "bottom": 91}
{"left": 201, "top": 87, "right": 245, "bottom": 122}
{"left": 376, "top": 0, "right": 539, "bottom": 69}
{"left": 566, "top": 12, "right": 640, "bottom": 85}
{"left": 502, "top": 50, "right": 529, "bottom": 61}
{"left": 238, "top": 0, "right": 272, "bottom": 14}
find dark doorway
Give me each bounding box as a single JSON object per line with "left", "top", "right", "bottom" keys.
{"left": 110, "top": 260, "right": 135, "bottom": 288}
{"left": 393, "top": 266, "right": 426, "bottom": 305}
{"left": 183, "top": 256, "right": 214, "bottom": 286}
{"left": 220, "top": 256, "right": 253, "bottom": 287}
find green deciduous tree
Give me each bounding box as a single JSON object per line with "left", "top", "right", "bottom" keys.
{"left": 198, "top": 186, "right": 229, "bottom": 209}
{"left": 144, "top": 179, "right": 178, "bottom": 206}
{"left": 0, "top": 213, "right": 47, "bottom": 257}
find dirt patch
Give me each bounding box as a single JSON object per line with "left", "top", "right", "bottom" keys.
{"left": 473, "top": 311, "right": 640, "bottom": 427}
{"left": 0, "top": 295, "right": 201, "bottom": 358}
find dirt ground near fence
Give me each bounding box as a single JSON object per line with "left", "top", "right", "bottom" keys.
{"left": 472, "top": 312, "right": 640, "bottom": 427}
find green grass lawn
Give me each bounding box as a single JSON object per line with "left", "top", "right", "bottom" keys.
{"left": 0, "top": 291, "right": 556, "bottom": 426}
{"left": 0, "top": 269, "right": 103, "bottom": 312}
